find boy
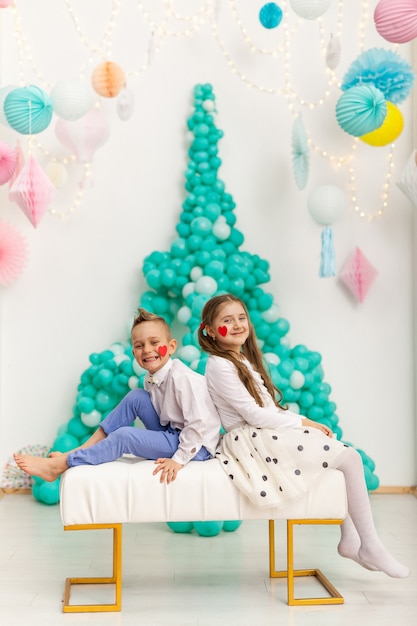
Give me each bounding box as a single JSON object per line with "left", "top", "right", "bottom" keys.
{"left": 14, "top": 309, "right": 221, "bottom": 484}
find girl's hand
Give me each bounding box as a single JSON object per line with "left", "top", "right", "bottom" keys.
{"left": 301, "top": 418, "right": 333, "bottom": 437}
{"left": 153, "top": 458, "right": 184, "bottom": 484}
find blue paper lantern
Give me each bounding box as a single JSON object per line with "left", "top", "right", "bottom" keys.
{"left": 4, "top": 85, "right": 53, "bottom": 134}
{"left": 335, "top": 84, "right": 387, "bottom": 137}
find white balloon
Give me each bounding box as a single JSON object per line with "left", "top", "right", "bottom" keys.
{"left": 182, "top": 282, "right": 196, "bottom": 298}
{"left": 212, "top": 220, "right": 231, "bottom": 240}
{"left": 195, "top": 275, "right": 217, "bottom": 296}
{"left": 177, "top": 345, "right": 201, "bottom": 363}
{"left": 190, "top": 266, "right": 203, "bottom": 281}
{"left": 132, "top": 360, "right": 147, "bottom": 376}
{"left": 286, "top": 402, "right": 300, "bottom": 414}
{"left": 177, "top": 305, "right": 192, "bottom": 324}
{"left": 80, "top": 410, "right": 102, "bottom": 428}
{"left": 128, "top": 375, "right": 139, "bottom": 389}
{"left": 290, "top": 370, "right": 305, "bottom": 390}
{"left": 261, "top": 304, "right": 280, "bottom": 323}
{"left": 263, "top": 352, "right": 280, "bottom": 367}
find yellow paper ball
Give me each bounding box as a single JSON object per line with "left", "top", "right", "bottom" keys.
{"left": 91, "top": 61, "right": 126, "bottom": 98}
{"left": 360, "top": 101, "right": 404, "bottom": 147}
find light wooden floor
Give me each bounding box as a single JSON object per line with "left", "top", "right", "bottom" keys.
{"left": 0, "top": 492, "right": 416, "bottom": 625}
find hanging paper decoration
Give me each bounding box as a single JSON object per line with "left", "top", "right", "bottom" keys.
{"left": 374, "top": 0, "right": 417, "bottom": 44}
{"left": 0, "top": 140, "right": 17, "bottom": 185}
{"left": 117, "top": 87, "right": 135, "bottom": 121}
{"left": 0, "top": 0, "right": 13, "bottom": 7}
{"left": 45, "top": 161, "right": 68, "bottom": 188}
{"left": 291, "top": 116, "right": 309, "bottom": 190}
{"left": 325, "top": 34, "right": 341, "bottom": 70}
{"left": 0, "top": 84, "right": 17, "bottom": 126}
{"left": 7, "top": 141, "right": 25, "bottom": 192}
{"left": 360, "top": 101, "right": 404, "bottom": 146}
{"left": 289, "top": 0, "right": 331, "bottom": 20}
{"left": 341, "top": 48, "right": 415, "bottom": 105}
{"left": 0, "top": 220, "right": 27, "bottom": 286}
{"left": 9, "top": 156, "right": 56, "bottom": 228}
{"left": 339, "top": 247, "right": 378, "bottom": 303}
{"left": 50, "top": 79, "right": 93, "bottom": 121}
{"left": 259, "top": 3, "right": 283, "bottom": 29}
{"left": 335, "top": 84, "right": 387, "bottom": 137}
{"left": 55, "top": 108, "right": 110, "bottom": 163}
{"left": 308, "top": 185, "right": 346, "bottom": 278}
{"left": 397, "top": 149, "right": 417, "bottom": 206}
{"left": 91, "top": 61, "right": 126, "bottom": 98}
{"left": 4, "top": 85, "right": 53, "bottom": 134}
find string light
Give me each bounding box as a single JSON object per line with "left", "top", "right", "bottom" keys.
{"left": 5, "top": 0, "right": 402, "bottom": 222}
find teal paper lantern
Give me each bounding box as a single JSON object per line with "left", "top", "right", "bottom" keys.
{"left": 4, "top": 85, "right": 53, "bottom": 134}
{"left": 335, "top": 84, "right": 387, "bottom": 137}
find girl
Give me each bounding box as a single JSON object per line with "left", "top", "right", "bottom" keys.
{"left": 198, "top": 294, "right": 409, "bottom": 579}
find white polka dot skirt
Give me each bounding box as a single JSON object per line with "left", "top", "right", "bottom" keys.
{"left": 215, "top": 425, "right": 351, "bottom": 508}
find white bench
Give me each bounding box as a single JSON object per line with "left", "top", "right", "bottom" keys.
{"left": 59, "top": 456, "right": 347, "bottom": 612}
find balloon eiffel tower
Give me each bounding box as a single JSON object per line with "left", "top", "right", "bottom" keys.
{"left": 33, "top": 83, "right": 379, "bottom": 509}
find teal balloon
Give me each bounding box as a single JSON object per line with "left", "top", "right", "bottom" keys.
{"left": 37, "top": 479, "right": 61, "bottom": 505}
{"left": 67, "top": 417, "right": 91, "bottom": 439}
{"left": 167, "top": 521, "right": 194, "bottom": 533}
{"left": 52, "top": 433, "right": 79, "bottom": 452}
{"left": 193, "top": 521, "right": 224, "bottom": 536}
{"left": 223, "top": 520, "right": 242, "bottom": 532}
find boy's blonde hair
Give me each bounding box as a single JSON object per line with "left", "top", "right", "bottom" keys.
{"left": 131, "top": 308, "right": 172, "bottom": 339}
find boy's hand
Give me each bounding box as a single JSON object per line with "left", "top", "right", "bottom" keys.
{"left": 153, "top": 458, "right": 184, "bottom": 484}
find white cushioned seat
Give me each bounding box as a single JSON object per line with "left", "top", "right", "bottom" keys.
{"left": 60, "top": 456, "right": 347, "bottom": 525}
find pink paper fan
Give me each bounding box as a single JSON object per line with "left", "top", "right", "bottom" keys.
{"left": 0, "top": 140, "right": 17, "bottom": 185}
{"left": 339, "top": 247, "right": 378, "bottom": 302}
{"left": 0, "top": 220, "right": 28, "bottom": 286}
{"left": 9, "top": 156, "right": 56, "bottom": 228}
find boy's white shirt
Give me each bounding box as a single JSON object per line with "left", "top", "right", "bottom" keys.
{"left": 144, "top": 358, "right": 221, "bottom": 465}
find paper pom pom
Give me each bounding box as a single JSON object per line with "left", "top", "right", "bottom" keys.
{"left": 336, "top": 84, "right": 387, "bottom": 137}
{"left": 360, "top": 101, "right": 404, "bottom": 146}
{"left": 325, "top": 34, "right": 341, "bottom": 70}
{"left": 341, "top": 48, "right": 415, "bottom": 105}
{"left": 289, "top": 0, "right": 331, "bottom": 20}
{"left": 291, "top": 116, "right": 309, "bottom": 190}
{"left": 4, "top": 85, "right": 53, "bottom": 134}
{"left": 92, "top": 61, "right": 126, "bottom": 98}
{"left": 0, "top": 220, "right": 27, "bottom": 286}
{"left": 397, "top": 149, "right": 417, "bottom": 206}
{"left": 374, "top": 0, "right": 417, "bottom": 44}
{"left": 339, "top": 247, "right": 378, "bottom": 302}
{"left": 0, "top": 0, "right": 13, "bottom": 7}
{"left": 0, "top": 140, "right": 17, "bottom": 184}
{"left": 259, "top": 3, "right": 283, "bottom": 29}
{"left": 9, "top": 156, "right": 56, "bottom": 228}
{"left": 50, "top": 79, "right": 93, "bottom": 121}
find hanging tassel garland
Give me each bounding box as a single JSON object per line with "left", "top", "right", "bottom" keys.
{"left": 320, "top": 226, "right": 336, "bottom": 277}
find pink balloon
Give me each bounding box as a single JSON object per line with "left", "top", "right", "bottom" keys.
{"left": 55, "top": 108, "right": 110, "bottom": 163}
{"left": 374, "top": 0, "right": 417, "bottom": 44}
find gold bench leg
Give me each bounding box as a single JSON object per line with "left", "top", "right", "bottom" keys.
{"left": 63, "top": 523, "right": 122, "bottom": 613}
{"left": 269, "top": 519, "right": 344, "bottom": 606}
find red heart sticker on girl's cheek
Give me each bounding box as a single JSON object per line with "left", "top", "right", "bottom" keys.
{"left": 158, "top": 345, "right": 168, "bottom": 357}
{"left": 218, "top": 326, "right": 227, "bottom": 337}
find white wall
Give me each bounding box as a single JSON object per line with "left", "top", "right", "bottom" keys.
{"left": 0, "top": 1, "right": 415, "bottom": 487}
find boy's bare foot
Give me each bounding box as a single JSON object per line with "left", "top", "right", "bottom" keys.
{"left": 14, "top": 453, "right": 68, "bottom": 482}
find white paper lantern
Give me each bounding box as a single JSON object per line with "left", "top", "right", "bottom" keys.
{"left": 50, "top": 80, "right": 93, "bottom": 121}
{"left": 289, "top": 0, "right": 332, "bottom": 20}
{"left": 308, "top": 185, "right": 346, "bottom": 225}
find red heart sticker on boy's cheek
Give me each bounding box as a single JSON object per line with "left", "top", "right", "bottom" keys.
{"left": 218, "top": 326, "right": 227, "bottom": 337}
{"left": 158, "top": 345, "right": 168, "bottom": 357}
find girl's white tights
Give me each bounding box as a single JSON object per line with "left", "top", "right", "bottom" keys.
{"left": 336, "top": 450, "right": 409, "bottom": 578}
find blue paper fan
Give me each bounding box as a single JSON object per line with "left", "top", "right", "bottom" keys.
{"left": 291, "top": 116, "right": 309, "bottom": 190}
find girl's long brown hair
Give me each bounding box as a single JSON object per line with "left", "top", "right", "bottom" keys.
{"left": 198, "top": 294, "right": 286, "bottom": 409}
